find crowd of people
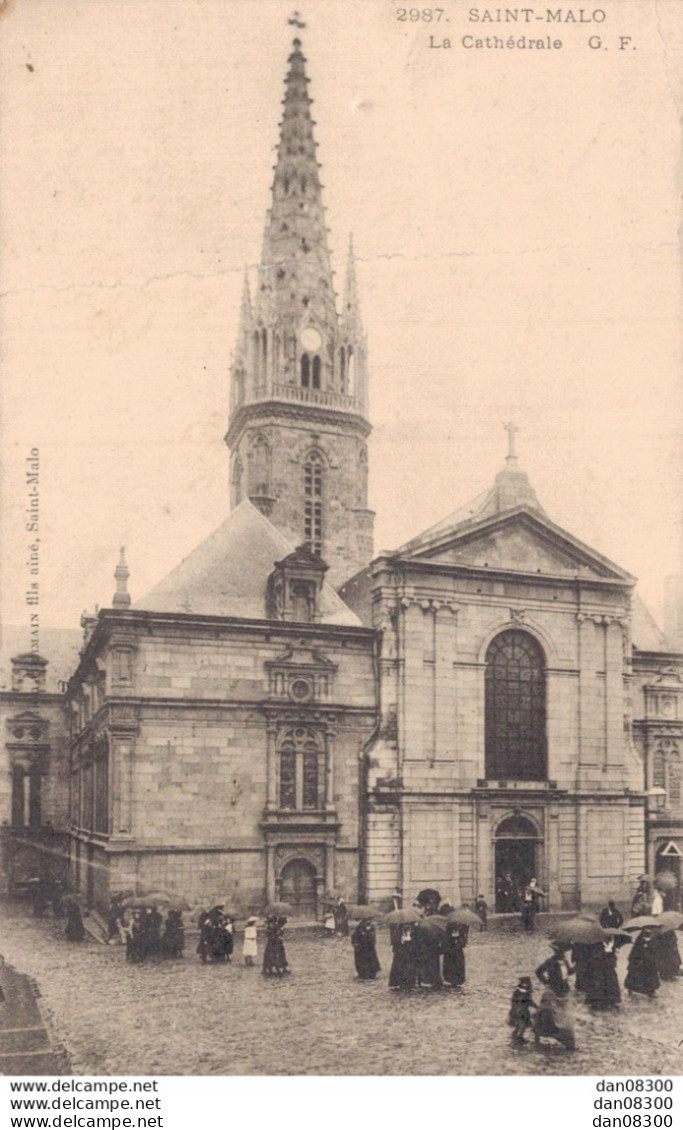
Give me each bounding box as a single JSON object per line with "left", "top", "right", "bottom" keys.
{"left": 506, "top": 878, "right": 683, "bottom": 1052}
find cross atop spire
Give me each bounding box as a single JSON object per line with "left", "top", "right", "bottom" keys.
{"left": 288, "top": 11, "right": 306, "bottom": 29}
{"left": 504, "top": 421, "right": 519, "bottom": 462}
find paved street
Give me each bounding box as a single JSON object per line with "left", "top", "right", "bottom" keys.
{"left": 1, "top": 902, "right": 682, "bottom": 1077}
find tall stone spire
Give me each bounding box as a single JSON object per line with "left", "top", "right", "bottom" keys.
{"left": 225, "top": 32, "right": 375, "bottom": 586}
{"left": 255, "top": 37, "right": 336, "bottom": 337}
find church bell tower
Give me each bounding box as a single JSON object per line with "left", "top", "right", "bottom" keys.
{"left": 225, "top": 35, "right": 374, "bottom": 588}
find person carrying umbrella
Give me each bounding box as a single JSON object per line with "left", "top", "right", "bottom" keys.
{"left": 625, "top": 924, "right": 660, "bottom": 998}
{"left": 631, "top": 877, "right": 652, "bottom": 918}
{"left": 351, "top": 916, "right": 381, "bottom": 981}
{"left": 652, "top": 913, "right": 683, "bottom": 981}
{"left": 386, "top": 909, "right": 420, "bottom": 990}
{"left": 584, "top": 937, "right": 622, "bottom": 1011}
{"left": 64, "top": 896, "right": 85, "bottom": 943}
{"left": 533, "top": 942, "right": 576, "bottom": 1051}
{"left": 161, "top": 909, "right": 185, "bottom": 958}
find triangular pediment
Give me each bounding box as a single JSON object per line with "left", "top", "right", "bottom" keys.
{"left": 266, "top": 640, "right": 337, "bottom": 672}
{"left": 402, "top": 508, "right": 633, "bottom": 583}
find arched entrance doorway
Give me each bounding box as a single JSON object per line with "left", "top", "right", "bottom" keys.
{"left": 280, "top": 857, "right": 317, "bottom": 919}
{"left": 494, "top": 814, "right": 542, "bottom": 912}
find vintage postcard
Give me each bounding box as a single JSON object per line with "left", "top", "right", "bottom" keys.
{"left": 0, "top": 0, "right": 681, "bottom": 1087}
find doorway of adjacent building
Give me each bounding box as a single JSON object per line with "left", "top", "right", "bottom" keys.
{"left": 280, "top": 857, "right": 317, "bottom": 919}
{"left": 494, "top": 815, "right": 540, "bottom": 912}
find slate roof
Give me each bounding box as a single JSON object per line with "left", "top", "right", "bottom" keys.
{"left": 0, "top": 626, "right": 82, "bottom": 693}
{"left": 134, "top": 499, "right": 361, "bottom": 627}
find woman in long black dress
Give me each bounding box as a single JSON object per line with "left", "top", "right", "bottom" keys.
{"left": 389, "top": 923, "right": 417, "bottom": 990}
{"left": 584, "top": 939, "right": 621, "bottom": 1010}
{"left": 534, "top": 943, "right": 576, "bottom": 1050}
{"left": 625, "top": 927, "right": 660, "bottom": 997}
{"left": 351, "top": 918, "right": 381, "bottom": 981}
{"left": 64, "top": 902, "right": 85, "bottom": 942}
{"left": 653, "top": 929, "right": 682, "bottom": 981}
{"left": 442, "top": 924, "right": 467, "bottom": 988}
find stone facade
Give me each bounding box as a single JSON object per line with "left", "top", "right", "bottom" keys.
{"left": 66, "top": 610, "right": 375, "bottom": 913}
{"left": 341, "top": 483, "right": 650, "bottom": 911}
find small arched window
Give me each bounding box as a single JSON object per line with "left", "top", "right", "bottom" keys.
{"left": 304, "top": 451, "right": 324, "bottom": 555}
{"left": 231, "top": 456, "right": 243, "bottom": 506}
{"left": 347, "top": 346, "right": 355, "bottom": 395}
{"left": 312, "top": 355, "right": 321, "bottom": 390}
{"left": 485, "top": 630, "right": 546, "bottom": 781}
{"left": 301, "top": 354, "right": 310, "bottom": 387}
{"left": 248, "top": 435, "right": 270, "bottom": 498}
{"left": 339, "top": 347, "right": 346, "bottom": 388}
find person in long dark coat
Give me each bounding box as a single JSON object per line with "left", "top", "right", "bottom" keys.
{"left": 64, "top": 902, "right": 85, "bottom": 942}
{"left": 571, "top": 943, "right": 593, "bottom": 994}
{"left": 625, "top": 927, "right": 660, "bottom": 997}
{"left": 334, "top": 898, "right": 349, "bottom": 938}
{"left": 599, "top": 900, "right": 624, "bottom": 930}
{"left": 351, "top": 918, "right": 381, "bottom": 980}
{"left": 584, "top": 939, "right": 621, "bottom": 1010}
{"left": 262, "top": 915, "right": 289, "bottom": 975}
{"left": 389, "top": 923, "right": 417, "bottom": 989}
{"left": 442, "top": 924, "right": 467, "bottom": 987}
{"left": 414, "top": 926, "right": 442, "bottom": 989}
{"left": 653, "top": 929, "right": 682, "bottom": 981}
{"left": 161, "top": 910, "right": 185, "bottom": 958}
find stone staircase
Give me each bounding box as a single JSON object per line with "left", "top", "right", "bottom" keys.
{"left": 0, "top": 963, "right": 69, "bottom": 1076}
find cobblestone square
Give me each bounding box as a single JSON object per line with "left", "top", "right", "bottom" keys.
{"left": 1, "top": 904, "right": 682, "bottom": 1077}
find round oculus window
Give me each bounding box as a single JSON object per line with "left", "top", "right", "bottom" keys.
{"left": 289, "top": 678, "right": 313, "bottom": 703}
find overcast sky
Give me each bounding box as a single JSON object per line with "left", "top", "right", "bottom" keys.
{"left": 1, "top": 0, "right": 681, "bottom": 639}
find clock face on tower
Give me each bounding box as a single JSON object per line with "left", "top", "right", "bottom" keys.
{"left": 299, "top": 326, "right": 322, "bottom": 352}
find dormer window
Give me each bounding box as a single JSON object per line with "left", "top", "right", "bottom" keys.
{"left": 266, "top": 545, "right": 328, "bottom": 623}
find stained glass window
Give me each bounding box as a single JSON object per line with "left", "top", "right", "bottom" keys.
{"left": 485, "top": 630, "right": 546, "bottom": 781}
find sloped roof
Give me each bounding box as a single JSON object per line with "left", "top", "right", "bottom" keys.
{"left": 0, "top": 626, "right": 82, "bottom": 693}
{"left": 632, "top": 595, "right": 670, "bottom": 651}
{"left": 135, "top": 499, "right": 361, "bottom": 627}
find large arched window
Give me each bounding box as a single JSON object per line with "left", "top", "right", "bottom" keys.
{"left": 278, "top": 727, "right": 322, "bottom": 810}
{"left": 304, "top": 451, "right": 324, "bottom": 554}
{"left": 485, "top": 630, "right": 546, "bottom": 780}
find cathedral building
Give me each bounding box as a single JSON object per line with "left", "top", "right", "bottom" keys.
{"left": 1, "top": 33, "right": 682, "bottom": 915}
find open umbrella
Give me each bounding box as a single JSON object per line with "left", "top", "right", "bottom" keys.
{"left": 416, "top": 915, "right": 448, "bottom": 935}
{"left": 265, "top": 902, "right": 294, "bottom": 917}
{"left": 623, "top": 916, "right": 663, "bottom": 931}
{"left": 550, "top": 918, "right": 607, "bottom": 945}
{"left": 637, "top": 874, "right": 654, "bottom": 883}
{"left": 384, "top": 907, "right": 422, "bottom": 925}
{"left": 654, "top": 911, "right": 683, "bottom": 932}
{"left": 602, "top": 927, "right": 633, "bottom": 942}
{"left": 576, "top": 912, "right": 600, "bottom": 923}
{"left": 445, "top": 907, "right": 482, "bottom": 928}
{"left": 348, "top": 905, "right": 383, "bottom": 920}
{"left": 654, "top": 871, "right": 679, "bottom": 893}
